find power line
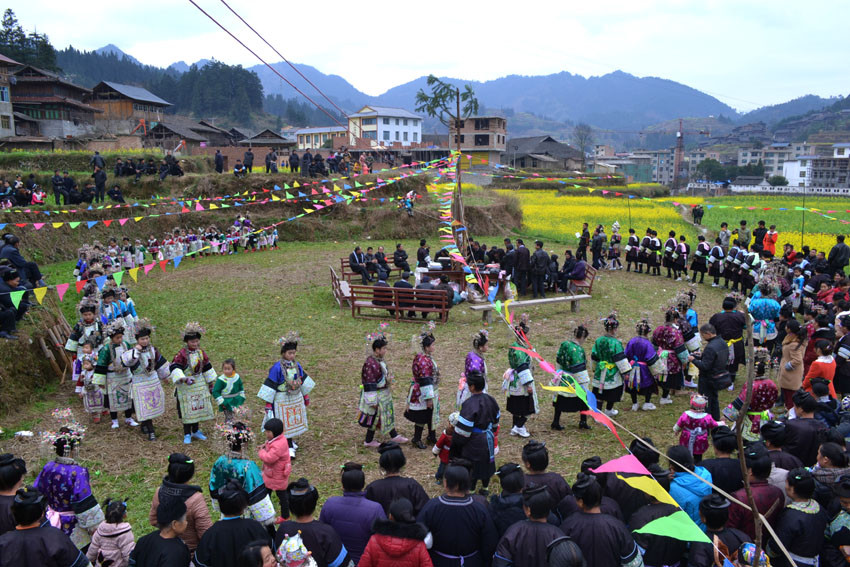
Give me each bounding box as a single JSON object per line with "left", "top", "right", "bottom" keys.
{"left": 185, "top": 0, "right": 355, "bottom": 139}
{"left": 218, "top": 0, "right": 351, "bottom": 122}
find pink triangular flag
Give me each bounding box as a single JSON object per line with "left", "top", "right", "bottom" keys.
{"left": 119, "top": 218, "right": 128, "bottom": 226}
{"left": 55, "top": 282, "right": 70, "bottom": 302}
{"left": 591, "top": 454, "right": 651, "bottom": 476}
{"left": 33, "top": 223, "right": 44, "bottom": 230}
{"left": 143, "top": 262, "right": 155, "bottom": 275}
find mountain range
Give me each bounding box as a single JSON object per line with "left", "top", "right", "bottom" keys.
{"left": 76, "top": 45, "right": 846, "bottom": 138}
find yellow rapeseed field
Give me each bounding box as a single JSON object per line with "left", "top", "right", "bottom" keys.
{"left": 496, "top": 190, "right": 699, "bottom": 244}
{"left": 775, "top": 231, "right": 839, "bottom": 253}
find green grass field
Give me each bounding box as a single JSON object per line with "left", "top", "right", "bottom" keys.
{"left": 1, "top": 230, "right": 743, "bottom": 534}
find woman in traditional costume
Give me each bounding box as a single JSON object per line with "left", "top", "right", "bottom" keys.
{"left": 208, "top": 422, "right": 276, "bottom": 536}
{"left": 624, "top": 318, "right": 658, "bottom": 412}
{"left": 121, "top": 318, "right": 169, "bottom": 441}
{"left": 360, "top": 334, "right": 408, "bottom": 448}
{"left": 169, "top": 322, "right": 216, "bottom": 445}
{"left": 34, "top": 411, "right": 105, "bottom": 551}
{"left": 259, "top": 333, "right": 314, "bottom": 460}
{"left": 553, "top": 324, "right": 591, "bottom": 430}
{"left": 452, "top": 371, "right": 501, "bottom": 495}
{"left": 405, "top": 328, "right": 440, "bottom": 449}
{"left": 505, "top": 316, "right": 538, "bottom": 438}
{"left": 458, "top": 330, "right": 489, "bottom": 408}
{"left": 723, "top": 359, "right": 778, "bottom": 442}
{"left": 591, "top": 312, "right": 628, "bottom": 417}
{"left": 93, "top": 320, "right": 138, "bottom": 430}
{"left": 652, "top": 308, "right": 686, "bottom": 405}
{"left": 65, "top": 300, "right": 104, "bottom": 360}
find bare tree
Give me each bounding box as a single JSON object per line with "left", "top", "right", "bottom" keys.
{"left": 571, "top": 123, "right": 594, "bottom": 171}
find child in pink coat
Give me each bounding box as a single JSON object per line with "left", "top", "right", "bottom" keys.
{"left": 86, "top": 499, "right": 135, "bottom": 567}
{"left": 673, "top": 394, "right": 720, "bottom": 463}
{"left": 259, "top": 417, "right": 292, "bottom": 523}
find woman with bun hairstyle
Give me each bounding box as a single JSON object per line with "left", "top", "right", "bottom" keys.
{"left": 148, "top": 453, "right": 213, "bottom": 553}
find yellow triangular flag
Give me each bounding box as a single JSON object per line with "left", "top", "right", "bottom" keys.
{"left": 52, "top": 222, "right": 64, "bottom": 229}
{"left": 135, "top": 216, "right": 143, "bottom": 222}
{"left": 33, "top": 286, "right": 48, "bottom": 304}
{"left": 272, "top": 194, "right": 280, "bottom": 201}
{"left": 209, "top": 204, "right": 219, "bottom": 210}
{"left": 616, "top": 474, "right": 679, "bottom": 507}
{"left": 128, "top": 268, "right": 139, "bottom": 282}
{"left": 293, "top": 181, "right": 300, "bottom": 188}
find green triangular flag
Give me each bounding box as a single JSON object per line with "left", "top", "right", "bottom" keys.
{"left": 633, "top": 510, "right": 711, "bottom": 543}
{"left": 286, "top": 192, "right": 295, "bottom": 199}
{"left": 355, "top": 181, "right": 363, "bottom": 188}
{"left": 113, "top": 271, "right": 124, "bottom": 287}
{"left": 283, "top": 183, "right": 290, "bottom": 189}
{"left": 9, "top": 290, "right": 24, "bottom": 309}
{"left": 69, "top": 222, "right": 81, "bottom": 229}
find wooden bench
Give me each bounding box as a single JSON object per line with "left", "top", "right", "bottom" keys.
{"left": 350, "top": 285, "right": 451, "bottom": 323}
{"left": 569, "top": 266, "right": 598, "bottom": 295}
{"left": 469, "top": 294, "right": 592, "bottom": 324}
{"left": 340, "top": 257, "right": 404, "bottom": 283}
{"left": 330, "top": 266, "right": 351, "bottom": 308}
{"left": 419, "top": 269, "right": 466, "bottom": 284}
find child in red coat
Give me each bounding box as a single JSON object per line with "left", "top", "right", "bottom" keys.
{"left": 432, "top": 412, "right": 458, "bottom": 485}
{"left": 803, "top": 339, "right": 837, "bottom": 399}
{"left": 359, "top": 498, "right": 432, "bottom": 567}
{"left": 259, "top": 418, "right": 291, "bottom": 523}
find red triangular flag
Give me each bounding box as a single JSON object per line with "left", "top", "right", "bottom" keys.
{"left": 159, "top": 260, "right": 167, "bottom": 272}
{"left": 103, "top": 220, "right": 113, "bottom": 227}
{"left": 75, "top": 280, "right": 87, "bottom": 293}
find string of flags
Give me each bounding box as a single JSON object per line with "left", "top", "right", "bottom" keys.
{"left": 0, "top": 157, "right": 453, "bottom": 218}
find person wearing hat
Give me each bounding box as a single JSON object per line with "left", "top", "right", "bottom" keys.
{"left": 784, "top": 389, "right": 828, "bottom": 467}
{"left": 406, "top": 331, "right": 441, "bottom": 449}
{"left": 0, "top": 268, "right": 27, "bottom": 340}
{"left": 493, "top": 484, "right": 565, "bottom": 567}
{"left": 687, "top": 494, "right": 752, "bottom": 567}
{"left": 760, "top": 421, "right": 803, "bottom": 472}
{"left": 0, "top": 486, "right": 88, "bottom": 567}
{"left": 169, "top": 323, "right": 217, "bottom": 445}
{"left": 93, "top": 320, "right": 138, "bottom": 430}
{"left": 121, "top": 318, "right": 168, "bottom": 441}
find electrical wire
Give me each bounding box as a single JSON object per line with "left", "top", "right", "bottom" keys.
{"left": 186, "top": 0, "right": 355, "bottom": 139}
{"left": 217, "top": 0, "right": 350, "bottom": 125}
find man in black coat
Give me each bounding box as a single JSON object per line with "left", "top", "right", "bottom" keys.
{"left": 576, "top": 223, "right": 590, "bottom": 261}
{"left": 91, "top": 166, "right": 107, "bottom": 203}
{"left": 393, "top": 243, "right": 410, "bottom": 272}
{"left": 89, "top": 150, "right": 105, "bottom": 170}
{"left": 530, "top": 240, "right": 550, "bottom": 299}
{"left": 243, "top": 149, "right": 254, "bottom": 173}
{"left": 828, "top": 235, "right": 850, "bottom": 276}
{"left": 50, "top": 169, "right": 66, "bottom": 205}
{"left": 289, "top": 151, "right": 300, "bottom": 173}
{"left": 113, "top": 158, "right": 124, "bottom": 178}
{"left": 107, "top": 184, "right": 125, "bottom": 203}
{"left": 501, "top": 244, "right": 517, "bottom": 279}
{"left": 0, "top": 268, "right": 28, "bottom": 339}
{"left": 416, "top": 239, "right": 430, "bottom": 268}
{"left": 301, "top": 149, "right": 312, "bottom": 177}
{"left": 0, "top": 235, "right": 43, "bottom": 289}
{"left": 349, "top": 246, "right": 371, "bottom": 284}
{"left": 214, "top": 150, "right": 224, "bottom": 174}
{"left": 394, "top": 271, "right": 414, "bottom": 317}
{"left": 515, "top": 239, "right": 531, "bottom": 296}
{"left": 689, "top": 323, "right": 728, "bottom": 420}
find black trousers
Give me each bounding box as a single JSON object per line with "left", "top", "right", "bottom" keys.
{"left": 275, "top": 489, "right": 290, "bottom": 518}
{"left": 95, "top": 186, "right": 106, "bottom": 203}
{"left": 516, "top": 270, "right": 529, "bottom": 295}
{"left": 352, "top": 264, "right": 370, "bottom": 284}
{"left": 531, "top": 273, "right": 546, "bottom": 298}
{"left": 0, "top": 308, "right": 16, "bottom": 333}
{"left": 698, "top": 379, "right": 720, "bottom": 420}
{"left": 53, "top": 189, "right": 67, "bottom": 205}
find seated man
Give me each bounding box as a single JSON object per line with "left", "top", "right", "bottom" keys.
{"left": 106, "top": 184, "right": 125, "bottom": 203}
{"left": 375, "top": 246, "right": 391, "bottom": 279}
{"left": 233, "top": 160, "right": 247, "bottom": 178}
{"left": 364, "top": 247, "right": 380, "bottom": 277}
{"left": 0, "top": 268, "right": 29, "bottom": 339}
{"left": 393, "top": 243, "right": 411, "bottom": 272}
{"left": 0, "top": 235, "right": 44, "bottom": 289}
{"left": 414, "top": 275, "right": 435, "bottom": 319}
{"left": 79, "top": 184, "right": 95, "bottom": 204}
{"left": 158, "top": 160, "right": 170, "bottom": 181}
{"left": 394, "top": 271, "right": 414, "bottom": 317}
{"left": 348, "top": 246, "right": 372, "bottom": 284}
{"left": 559, "top": 255, "right": 587, "bottom": 292}
{"left": 372, "top": 273, "right": 394, "bottom": 314}
{"left": 433, "top": 274, "right": 455, "bottom": 308}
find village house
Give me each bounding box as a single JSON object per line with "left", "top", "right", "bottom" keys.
{"left": 503, "top": 135, "right": 583, "bottom": 171}
{"left": 0, "top": 53, "right": 20, "bottom": 139}
{"left": 88, "top": 81, "right": 171, "bottom": 135}
{"left": 348, "top": 105, "right": 422, "bottom": 148}
{"left": 450, "top": 115, "right": 506, "bottom": 168}
{"left": 295, "top": 125, "right": 347, "bottom": 150}
{"left": 10, "top": 64, "right": 101, "bottom": 138}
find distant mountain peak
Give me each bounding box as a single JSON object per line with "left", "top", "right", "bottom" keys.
{"left": 95, "top": 44, "right": 140, "bottom": 65}
{"left": 167, "top": 59, "right": 212, "bottom": 73}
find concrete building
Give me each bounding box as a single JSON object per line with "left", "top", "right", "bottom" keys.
{"left": 632, "top": 148, "right": 676, "bottom": 185}
{"left": 88, "top": 81, "right": 171, "bottom": 134}
{"left": 450, "top": 115, "right": 506, "bottom": 167}
{"left": 808, "top": 143, "right": 850, "bottom": 188}
{"left": 10, "top": 65, "right": 101, "bottom": 138}
{"left": 502, "top": 136, "right": 583, "bottom": 171}
{"left": 0, "top": 53, "right": 21, "bottom": 139}
{"left": 594, "top": 144, "right": 616, "bottom": 159}
{"left": 782, "top": 155, "right": 819, "bottom": 187}
{"left": 295, "top": 125, "right": 347, "bottom": 150}
{"left": 737, "top": 142, "right": 816, "bottom": 177}
{"left": 729, "top": 175, "right": 771, "bottom": 193}
{"left": 348, "top": 105, "right": 422, "bottom": 148}
{"left": 686, "top": 149, "right": 720, "bottom": 177}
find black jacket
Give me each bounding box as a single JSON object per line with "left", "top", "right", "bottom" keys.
{"left": 214, "top": 152, "right": 224, "bottom": 167}
{"left": 501, "top": 249, "right": 516, "bottom": 273}
{"left": 829, "top": 242, "right": 850, "bottom": 269}
{"left": 393, "top": 249, "right": 408, "bottom": 266}
{"left": 530, "top": 248, "right": 550, "bottom": 275}
{"left": 62, "top": 176, "right": 76, "bottom": 192}
{"left": 516, "top": 246, "right": 530, "bottom": 270}
{"left": 90, "top": 154, "right": 105, "bottom": 169}
{"left": 243, "top": 151, "right": 254, "bottom": 165}
{"left": 92, "top": 169, "right": 107, "bottom": 188}
{"left": 51, "top": 175, "right": 64, "bottom": 191}
{"left": 349, "top": 250, "right": 366, "bottom": 267}
{"left": 691, "top": 335, "right": 728, "bottom": 381}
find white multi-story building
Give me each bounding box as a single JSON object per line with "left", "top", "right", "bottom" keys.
{"left": 738, "top": 142, "right": 814, "bottom": 177}
{"left": 348, "top": 105, "right": 422, "bottom": 147}
{"left": 294, "top": 126, "right": 347, "bottom": 150}
{"left": 782, "top": 155, "right": 818, "bottom": 187}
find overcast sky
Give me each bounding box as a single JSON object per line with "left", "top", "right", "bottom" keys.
{"left": 8, "top": 0, "right": 848, "bottom": 112}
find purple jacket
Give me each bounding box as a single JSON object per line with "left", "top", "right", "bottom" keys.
{"left": 318, "top": 491, "right": 386, "bottom": 563}
{"left": 569, "top": 260, "right": 587, "bottom": 280}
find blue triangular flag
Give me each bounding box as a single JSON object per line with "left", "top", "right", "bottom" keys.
{"left": 95, "top": 275, "right": 107, "bottom": 290}
{"left": 173, "top": 256, "right": 182, "bottom": 269}
{"left": 585, "top": 389, "right": 599, "bottom": 412}
{"left": 45, "top": 211, "right": 50, "bottom": 216}
{"left": 298, "top": 192, "right": 306, "bottom": 197}
{"left": 87, "top": 221, "right": 98, "bottom": 229}
{"left": 344, "top": 184, "right": 351, "bottom": 190}
{"left": 274, "top": 185, "right": 281, "bottom": 191}
{"left": 0, "top": 224, "right": 5, "bottom": 230}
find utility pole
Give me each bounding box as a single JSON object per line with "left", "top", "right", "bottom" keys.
{"left": 672, "top": 118, "right": 685, "bottom": 193}
{"left": 453, "top": 87, "right": 469, "bottom": 259}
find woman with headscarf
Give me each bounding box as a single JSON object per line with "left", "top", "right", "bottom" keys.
{"left": 553, "top": 324, "right": 591, "bottom": 430}
{"left": 406, "top": 329, "right": 440, "bottom": 449}
{"left": 591, "top": 313, "right": 628, "bottom": 417}
{"left": 624, "top": 318, "right": 658, "bottom": 412}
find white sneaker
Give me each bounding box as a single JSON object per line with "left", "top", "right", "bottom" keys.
{"left": 675, "top": 277, "right": 683, "bottom": 281}
{"left": 642, "top": 402, "right": 657, "bottom": 411}
{"left": 289, "top": 448, "right": 296, "bottom": 459}
{"left": 111, "top": 420, "right": 119, "bottom": 429}
{"left": 659, "top": 396, "right": 673, "bottom": 405}
{"left": 494, "top": 446, "right": 500, "bottom": 456}
{"left": 711, "top": 283, "right": 719, "bottom": 288}
{"left": 631, "top": 403, "right": 640, "bottom": 412}
{"left": 125, "top": 418, "right": 139, "bottom": 427}
{"left": 727, "top": 384, "right": 735, "bottom": 391}
{"left": 603, "top": 409, "right": 619, "bottom": 417}
{"left": 510, "top": 426, "right": 520, "bottom": 436}
{"left": 516, "top": 426, "right": 531, "bottom": 438}
{"left": 291, "top": 440, "right": 298, "bottom": 450}
{"left": 683, "top": 380, "right": 698, "bottom": 388}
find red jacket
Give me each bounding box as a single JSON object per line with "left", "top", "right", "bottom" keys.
{"left": 257, "top": 434, "right": 291, "bottom": 491}
{"left": 358, "top": 519, "right": 432, "bottom": 567}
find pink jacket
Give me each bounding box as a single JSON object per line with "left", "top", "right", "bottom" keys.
{"left": 258, "top": 434, "right": 291, "bottom": 490}
{"left": 86, "top": 522, "right": 135, "bottom": 567}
